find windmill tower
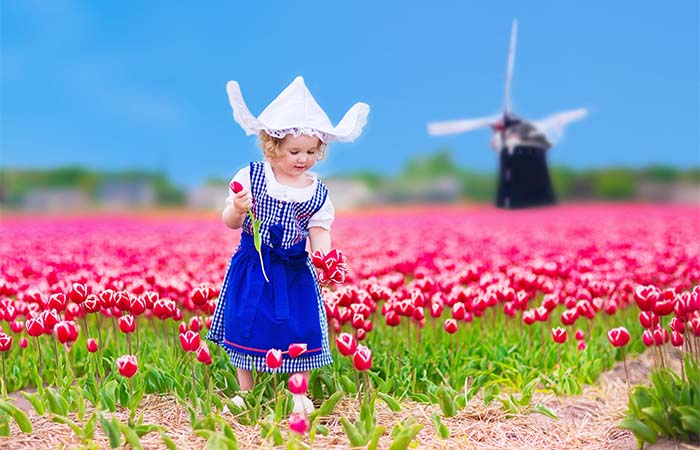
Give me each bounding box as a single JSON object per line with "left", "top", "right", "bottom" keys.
{"left": 427, "top": 20, "right": 588, "bottom": 209}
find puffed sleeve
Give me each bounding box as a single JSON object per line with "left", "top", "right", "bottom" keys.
{"left": 225, "top": 166, "right": 251, "bottom": 207}
{"left": 308, "top": 196, "right": 335, "bottom": 231}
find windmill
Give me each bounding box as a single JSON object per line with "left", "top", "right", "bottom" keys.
{"left": 427, "top": 20, "right": 588, "bottom": 209}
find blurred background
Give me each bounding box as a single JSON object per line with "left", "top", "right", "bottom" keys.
{"left": 1, "top": 1, "right": 698, "bottom": 213}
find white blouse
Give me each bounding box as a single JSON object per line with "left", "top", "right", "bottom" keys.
{"left": 225, "top": 162, "right": 335, "bottom": 231}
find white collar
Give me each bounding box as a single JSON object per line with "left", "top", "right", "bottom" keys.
{"left": 263, "top": 162, "right": 318, "bottom": 202}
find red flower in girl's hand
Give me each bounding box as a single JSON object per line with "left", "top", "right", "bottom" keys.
{"left": 230, "top": 181, "right": 244, "bottom": 194}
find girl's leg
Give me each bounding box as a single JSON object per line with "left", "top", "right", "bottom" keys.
{"left": 237, "top": 368, "right": 254, "bottom": 391}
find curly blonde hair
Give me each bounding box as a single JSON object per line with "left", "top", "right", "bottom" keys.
{"left": 259, "top": 132, "right": 327, "bottom": 161}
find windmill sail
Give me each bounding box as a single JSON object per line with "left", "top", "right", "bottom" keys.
{"left": 427, "top": 115, "right": 499, "bottom": 136}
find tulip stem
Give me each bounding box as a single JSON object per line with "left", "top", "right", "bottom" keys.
{"left": 135, "top": 318, "right": 140, "bottom": 354}
{"left": 189, "top": 353, "right": 197, "bottom": 409}
{"left": 52, "top": 337, "right": 60, "bottom": 384}
{"left": 1, "top": 353, "right": 6, "bottom": 399}
{"left": 621, "top": 347, "right": 630, "bottom": 388}
{"left": 37, "top": 339, "right": 44, "bottom": 382}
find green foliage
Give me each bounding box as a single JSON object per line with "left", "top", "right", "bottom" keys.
{"left": 589, "top": 168, "right": 637, "bottom": 199}
{"left": 621, "top": 354, "right": 700, "bottom": 446}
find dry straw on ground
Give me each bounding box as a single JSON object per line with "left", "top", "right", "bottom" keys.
{"left": 1, "top": 352, "right": 694, "bottom": 449}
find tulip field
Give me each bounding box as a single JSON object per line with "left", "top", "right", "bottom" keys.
{"left": 0, "top": 203, "right": 699, "bottom": 449}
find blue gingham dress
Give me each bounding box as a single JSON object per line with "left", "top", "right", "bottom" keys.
{"left": 207, "top": 161, "right": 333, "bottom": 373}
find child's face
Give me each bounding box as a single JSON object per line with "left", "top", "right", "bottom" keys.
{"left": 273, "top": 134, "right": 321, "bottom": 178}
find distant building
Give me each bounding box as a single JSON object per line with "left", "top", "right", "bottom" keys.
{"left": 23, "top": 188, "right": 90, "bottom": 211}
{"left": 637, "top": 181, "right": 700, "bottom": 204}
{"left": 98, "top": 180, "right": 155, "bottom": 209}
{"left": 187, "top": 183, "right": 227, "bottom": 210}
{"left": 325, "top": 179, "right": 373, "bottom": 211}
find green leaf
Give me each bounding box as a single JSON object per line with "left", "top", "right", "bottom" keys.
{"left": 619, "top": 418, "right": 658, "bottom": 444}
{"left": 532, "top": 403, "right": 559, "bottom": 420}
{"left": 119, "top": 422, "right": 144, "bottom": 450}
{"left": 100, "top": 380, "right": 118, "bottom": 412}
{"left": 0, "top": 399, "right": 33, "bottom": 433}
{"left": 340, "top": 416, "right": 366, "bottom": 447}
{"left": 377, "top": 392, "right": 401, "bottom": 412}
{"left": 99, "top": 414, "right": 121, "bottom": 449}
{"left": 339, "top": 374, "right": 357, "bottom": 394}
{"left": 0, "top": 413, "right": 10, "bottom": 437}
{"left": 317, "top": 391, "right": 344, "bottom": 416}
{"left": 430, "top": 412, "right": 450, "bottom": 439}
{"left": 45, "top": 387, "right": 67, "bottom": 416}
{"left": 159, "top": 431, "right": 178, "bottom": 450}
{"left": 367, "top": 424, "right": 388, "bottom": 450}
{"left": 436, "top": 385, "right": 457, "bottom": 418}
{"left": 21, "top": 391, "right": 45, "bottom": 416}
{"left": 388, "top": 423, "right": 424, "bottom": 450}
{"left": 52, "top": 415, "right": 85, "bottom": 439}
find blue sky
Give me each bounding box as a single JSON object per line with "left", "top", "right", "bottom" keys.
{"left": 2, "top": 1, "right": 698, "bottom": 187}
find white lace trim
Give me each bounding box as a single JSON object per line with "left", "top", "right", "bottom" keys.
{"left": 265, "top": 127, "right": 332, "bottom": 143}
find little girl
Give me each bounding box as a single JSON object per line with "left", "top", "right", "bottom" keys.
{"left": 207, "top": 76, "right": 369, "bottom": 413}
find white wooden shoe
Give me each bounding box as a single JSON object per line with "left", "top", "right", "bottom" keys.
{"left": 222, "top": 394, "right": 247, "bottom": 413}
{"left": 292, "top": 394, "right": 315, "bottom": 414}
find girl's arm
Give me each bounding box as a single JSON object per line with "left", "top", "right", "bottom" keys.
{"left": 308, "top": 226, "right": 331, "bottom": 255}
{"left": 222, "top": 189, "right": 251, "bottom": 229}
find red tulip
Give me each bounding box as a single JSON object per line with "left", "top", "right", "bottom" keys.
{"left": 48, "top": 293, "right": 67, "bottom": 311}
{"left": 638, "top": 311, "right": 658, "bottom": 329}
{"left": 444, "top": 318, "right": 458, "bottom": 334}
{"left": 54, "top": 320, "right": 79, "bottom": 344}
{"left": 356, "top": 328, "right": 367, "bottom": 341}
{"left": 230, "top": 181, "right": 244, "bottom": 193}
{"left": 41, "top": 309, "right": 61, "bottom": 334}
{"left": 129, "top": 296, "right": 146, "bottom": 315}
{"left": 19, "top": 337, "right": 28, "bottom": 349}
{"left": 26, "top": 317, "right": 45, "bottom": 337}
{"left": 289, "top": 412, "right": 309, "bottom": 434}
{"left": 190, "top": 287, "right": 208, "bottom": 306}
{"left": 336, "top": 332, "right": 357, "bottom": 357}
{"left": 86, "top": 338, "right": 98, "bottom": 353}
{"left": 577, "top": 340, "right": 587, "bottom": 351}
{"left": 178, "top": 322, "right": 188, "bottom": 334}
{"left": 205, "top": 316, "right": 213, "bottom": 329}
{"left": 10, "top": 320, "right": 23, "bottom": 334}
{"left": 68, "top": 282, "right": 88, "bottom": 303}
{"left": 689, "top": 317, "right": 700, "bottom": 337}
{"left": 642, "top": 329, "right": 654, "bottom": 346}
{"left": 551, "top": 327, "right": 567, "bottom": 344}
{"left": 118, "top": 315, "right": 136, "bottom": 334}
{"left": 266, "top": 348, "right": 282, "bottom": 369}
{"left": 288, "top": 343, "right": 307, "bottom": 358}
{"left": 179, "top": 330, "right": 200, "bottom": 352}
{"left": 196, "top": 344, "right": 212, "bottom": 365}
{"left": 116, "top": 354, "right": 138, "bottom": 378}
{"left": 189, "top": 316, "right": 203, "bottom": 332}
{"left": 385, "top": 310, "right": 401, "bottom": 327}
{"left": 607, "top": 327, "right": 630, "bottom": 347}
{"left": 352, "top": 345, "right": 372, "bottom": 371}
{"left": 83, "top": 295, "right": 101, "bottom": 313}
{"left": 523, "top": 310, "right": 537, "bottom": 325}
{"left": 560, "top": 308, "right": 578, "bottom": 326}
{"left": 671, "top": 331, "right": 683, "bottom": 347}
{"left": 669, "top": 317, "right": 685, "bottom": 334}
{"left": 99, "top": 289, "right": 115, "bottom": 309}
{"left": 653, "top": 297, "right": 675, "bottom": 317}
{"left": 634, "top": 285, "right": 658, "bottom": 311}
{"left": 575, "top": 329, "right": 585, "bottom": 341}
{"left": 0, "top": 333, "right": 12, "bottom": 352}
{"left": 652, "top": 327, "right": 669, "bottom": 345}
{"left": 288, "top": 373, "right": 308, "bottom": 394}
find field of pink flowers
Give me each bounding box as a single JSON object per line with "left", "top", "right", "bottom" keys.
{"left": 0, "top": 203, "right": 698, "bottom": 449}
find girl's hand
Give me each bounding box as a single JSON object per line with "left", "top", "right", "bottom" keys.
{"left": 232, "top": 189, "right": 252, "bottom": 215}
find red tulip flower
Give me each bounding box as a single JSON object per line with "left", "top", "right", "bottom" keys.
{"left": 129, "top": 296, "right": 146, "bottom": 315}
{"left": 385, "top": 310, "right": 401, "bottom": 327}
{"left": 116, "top": 354, "right": 138, "bottom": 378}
{"left": 669, "top": 317, "right": 685, "bottom": 334}
{"left": 0, "top": 333, "right": 12, "bottom": 352}
{"left": 86, "top": 338, "right": 98, "bottom": 353}
{"left": 356, "top": 328, "right": 367, "bottom": 341}
{"left": 179, "top": 330, "right": 200, "bottom": 352}
{"left": 41, "top": 309, "right": 61, "bottom": 334}
{"left": 689, "top": 317, "right": 700, "bottom": 337}
{"left": 196, "top": 344, "right": 212, "bottom": 365}
{"left": 288, "top": 343, "right": 307, "bottom": 358}
{"left": 189, "top": 316, "right": 203, "bottom": 332}
{"left": 230, "top": 181, "right": 244, "bottom": 193}
{"left": 638, "top": 311, "right": 658, "bottom": 329}
{"left": 83, "top": 295, "right": 101, "bottom": 313}
{"left": 68, "top": 282, "right": 88, "bottom": 304}
{"left": 118, "top": 315, "right": 136, "bottom": 334}
{"left": 551, "top": 327, "right": 567, "bottom": 344}
{"left": 266, "top": 348, "right": 283, "bottom": 370}
{"left": 670, "top": 331, "right": 683, "bottom": 347}
{"left": 289, "top": 412, "right": 309, "bottom": 434}
{"left": 608, "top": 326, "right": 631, "bottom": 386}
{"left": 288, "top": 373, "right": 308, "bottom": 394}
{"left": 336, "top": 332, "right": 357, "bottom": 357}
{"left": 10, "top": 320, "right": 23, "bottom": 334}
{"left": 19, "top": 337, "right": 28, "bottom": 349}
{"left": 26, "top": 317, "right": 45, "bottom": 337}
{"left": 575, "top": 329, "right": 585, "bottom": 341}
{"left": 353, "top": 345, "right": 372, "bottom": 371}
{"left": 178, "top": 322, "right": 188, "bottom": 334}
{"left": 607, "top": 327, "right": 630, "bottom": 347}
{"left": 577, "top": 341, "right": 587, "bottom": 351}
{"left": 48, "top": 293, "right": 67, "bottom": 311}
{"left": 642, "top": 329, "right": 654, "bottom": 347}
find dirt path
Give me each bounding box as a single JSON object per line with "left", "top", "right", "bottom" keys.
{"left": 0, "top": 352, "right": 692, "bottom": 449}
